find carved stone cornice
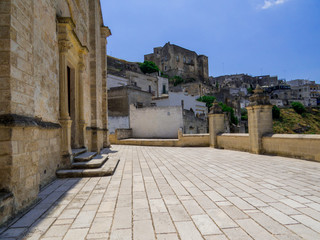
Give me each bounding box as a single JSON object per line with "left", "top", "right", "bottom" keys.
{"left": 101, "top": 26, "right": 112, "bottom": 39}
{"left": 57, "top": 17, "right": 76, "bottom": 29}
{"left": 58, "top": 40, "right": 72, "bottom": 53}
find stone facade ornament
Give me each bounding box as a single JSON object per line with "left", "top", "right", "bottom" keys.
{"left": 248, "top": 85, "right": 271, "bottom": 106}
{"left": 209, "top": 100, "right": 223, "bottom": 114}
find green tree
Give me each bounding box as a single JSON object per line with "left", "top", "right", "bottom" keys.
{"left": 196, "top": 95, "right": 216, "bottom": 110}
{"left": 291, "top": 102, "right": 306, "bottom": 115}
{"left": 219, "top": 102, "right": 238, "bottom": 125}
{"left": 139, "top": 61, "right": 159, "bottom": 74}
{"left": 272, "top": 105, "right": 281, "bottom": 119}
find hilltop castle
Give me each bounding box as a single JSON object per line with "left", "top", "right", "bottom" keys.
{"left": 144, "top": 42, "right": 209, "bottom": 83}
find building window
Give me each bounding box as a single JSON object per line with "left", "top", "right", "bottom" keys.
{"left": 176, "top": 56, "right": 179, "bottom": 62}
{"left": 164, "top": 65, "right": 167, "bottom": 71}
{"left": 149, "top": 85, "right": 151, "bottom": 93}
{"left": 183, "top": 57, "right": 186, "bottom": 63}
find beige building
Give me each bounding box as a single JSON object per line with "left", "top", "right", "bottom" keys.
{"left": 107, "top": 55, "right": 169, "bottom": 97}
{"left": 145, "top": 42, "right": 209, "bottom": 82}
{"left": 0, "top": 0, "right": 111, "bottom": 224}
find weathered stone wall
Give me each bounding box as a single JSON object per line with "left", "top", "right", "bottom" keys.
{"left": 263, "top": 134, "right": 320, "bottom": 162}
{"left": 217, "top": 134, "right": 251, "bottom": 152}
{"left": 0, "top": 0, "right": 110, "bottom": 224}
{"left": 115, "top": 128, "right": 133, "bottom": 140}
{"left": 183, "top": 110, "right": 207, "bottom": 134}
{"left": 0, "top": 0, "right": 11, "bottom": 115}
{"left": 145, "top": 42, "right": 209, "bottom": 82}
{"left": 128, "top": 71, "right": 158, "bottom": 96}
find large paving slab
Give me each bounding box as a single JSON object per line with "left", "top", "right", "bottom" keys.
{"left": 1, "top": 145, "right": 320, "bottom": 239}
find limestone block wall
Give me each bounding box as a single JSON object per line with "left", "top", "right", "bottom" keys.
{"left": 217, "top": 134, "right": 251, "bottom": 152}
{"left": 0, "top": 0, "right": 110, "bottom": 224}
{"left": 0, "top": 0, "right": 11, "bottom": 115}
{"left": 262, "top": 134, "right": 320, "bottom": 162}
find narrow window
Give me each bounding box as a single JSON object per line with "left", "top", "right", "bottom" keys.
{"left": 149, "top": 85, "right": 151, "bottom": 93}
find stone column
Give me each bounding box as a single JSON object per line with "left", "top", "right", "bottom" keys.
{"left": 246, "top": 85, "right": 273, "bottom": 154}
{"left": 78, "top": 49, "right": 87, "bottom": 148}
{"left": 58, "top": 40, "right": 72, "bottom": 158}
{"left": 208, "top": 101, "right": 225, "bottom": 148}
{"left": 101, "top": 26, "right": 111, "bottom": 148}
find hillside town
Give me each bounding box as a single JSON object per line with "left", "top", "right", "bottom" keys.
{"left": 107, "top": 42, "right": 320, "bottom": 136}
{"left": 0, "top": 0, "right": 320, "bottom": 239}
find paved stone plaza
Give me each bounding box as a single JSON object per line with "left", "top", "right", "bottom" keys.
{"left": 1, "top": 145, "right": 320, "bottom": 240}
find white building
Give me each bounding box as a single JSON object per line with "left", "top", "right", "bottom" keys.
{"left": 107, "top": 72, "right": 168, "bottom": 98}
{"left": 152, "top": 92, "right": 207, "bottom": 116}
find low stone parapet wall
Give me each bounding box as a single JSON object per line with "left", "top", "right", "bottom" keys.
{"left": 115, "top": 128, "right": 133, "bottom": 140}
{"left": 217, "top": 134, "right": 250, "bottom": 152}
{"left": 110, "top": 128, "right": 210, "bottom": 147}
{"left": 262, "top": 134, "right": 320, "bottom": 162}
{"left": 178, "top": 133, "right": 210, "bottom": 147}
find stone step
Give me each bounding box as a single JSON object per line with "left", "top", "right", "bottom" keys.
{"left": 72, "top": 154, "right": 109, "bottom": 169}
{"left": 72, "top": 148, "right": 87, "bottom": 157}
{"left": 74, "top": 152, "right": 97, "bottom": 163}
{"left": 56, "top": 157, "right": 120, "bottom": 178}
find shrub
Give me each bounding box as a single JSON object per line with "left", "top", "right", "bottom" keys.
{"left": 197, "top": 95, "right": 216, "bottom": 110}
{"left": 169, "top": 76, "right": 184, "bottom": 86}
{"left": 219, "top": 102, "right": 238, "bottom": 125}
{"left": 139, "top": 61, "right": 159, "bottom": 74}
{"left": 291, "top": 102, "right": 306, "bottom": 114}
{"left": 241, "top": 108, "right": 248, "bottom": 121}
{"left": 272, "top": 105, "right": 281, "bottom": 119}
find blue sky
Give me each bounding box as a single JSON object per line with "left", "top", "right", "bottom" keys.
{"left": 101, "top": 0, "right": 320, "bottom": 83}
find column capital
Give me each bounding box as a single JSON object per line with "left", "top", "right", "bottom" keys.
{"left": 59, "top": 40, "right": 72, "bottom": 54}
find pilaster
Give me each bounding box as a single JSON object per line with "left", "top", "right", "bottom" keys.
{"left": 208, "top": 102, "right": 225, "bottom": 148}
{"left": 246, "top": 85, "right": 273, "bottom": 154}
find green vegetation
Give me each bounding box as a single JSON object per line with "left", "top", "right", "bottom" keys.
{"left": 196, "top": 96, "right": 239, "bottom": 125}
{"left": 291, "top": 102, "right": 306, "bottom": 115}
{"left": 273, "top": 108, "right": 320, "bottom": 134}
{"left": 139, "top": 61, "right": 159, "bottom": 74}
{"left": 169, "top": 76, "right": 184, "bottom": 86}
{"left": 272, "top": 105, "right": 281, "bottom": 119}
{"left": 196, "top": 95, "right": 216, "bottom": 110}
{"left": 219, "top": 102, "right": 239, "bottom": 125}
{"left": 247, "top": 87, "right": 253, "bottom": 94}
{"left": 241, "top": 108, "right": 248, "bottom": 121}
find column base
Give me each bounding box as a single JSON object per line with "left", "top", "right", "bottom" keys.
{"left": 59, "top": 119, "right": 72, "bottom": 163}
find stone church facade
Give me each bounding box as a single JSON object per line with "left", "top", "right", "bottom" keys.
{"left": 0, "top": 0, "right": 110, "bottom": 224}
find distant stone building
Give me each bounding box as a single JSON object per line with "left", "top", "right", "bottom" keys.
{"left": 287, "top": 80, "right": 319, "bottom": 106}
{"left": 108, "top": 85, "right": 153, "bottom": 134}
{"left": 107, "top": 56, "right": 169, "bottom": 97}
{"left": 0, "top": 0, "right": 110, "bottom": 225}
{"left": 144, "top": 42, "right": 209, "bottom": 82}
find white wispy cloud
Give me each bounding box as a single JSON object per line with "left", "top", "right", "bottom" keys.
{"left": 261, "top": 0, "right": 289, "bottom": 9}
